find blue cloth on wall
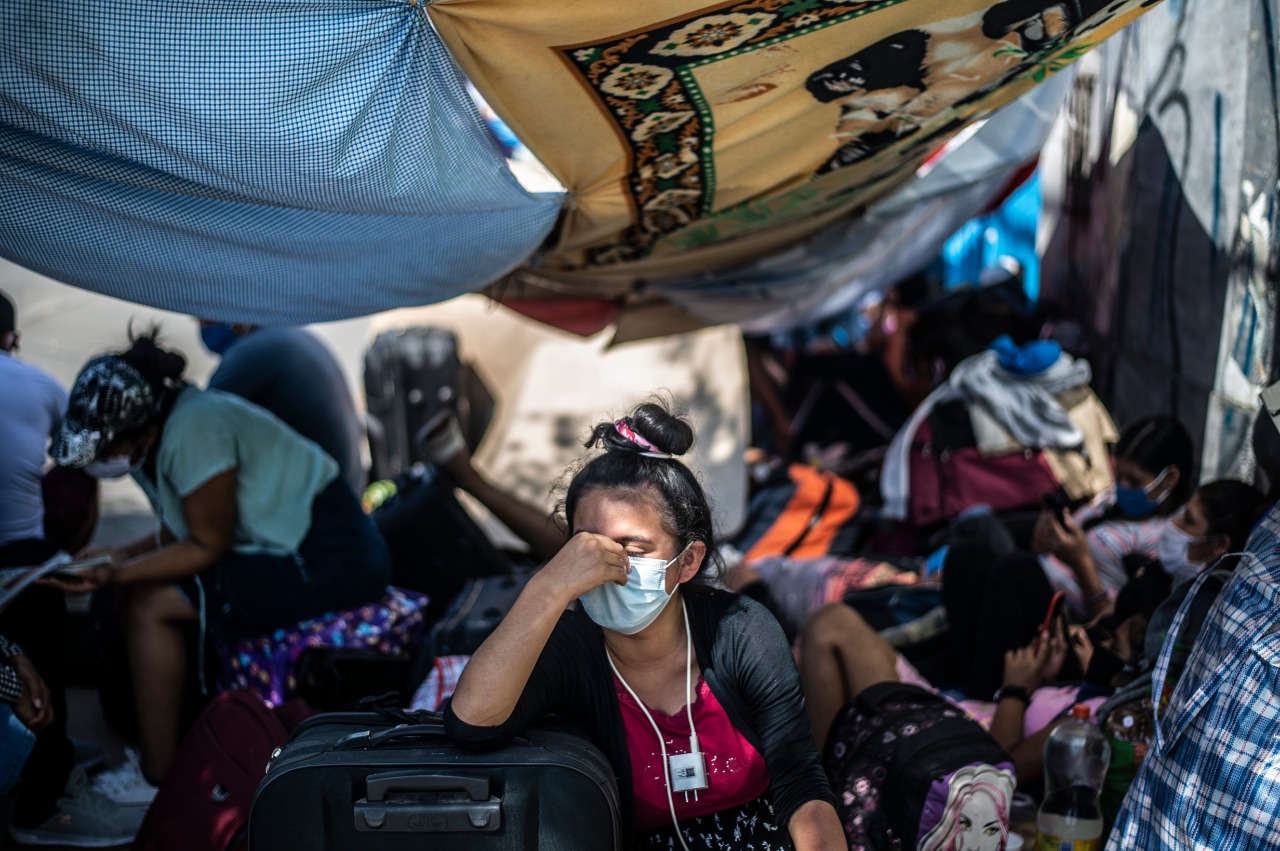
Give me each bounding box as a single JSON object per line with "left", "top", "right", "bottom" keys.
{"left": 0, "top": 1, "right": 561, "bottom": 323}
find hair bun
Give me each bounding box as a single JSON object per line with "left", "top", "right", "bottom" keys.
{"left": 122, "top": 326, "right": 187, "bottom": 391}
{"left": 626, "top": 402, "right": 693, "bottom": 457}
{"left": 585, "top": 399, "right": 696, "bottom": 458}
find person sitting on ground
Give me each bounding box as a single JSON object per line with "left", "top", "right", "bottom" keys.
{"left": 803, "top": 600, "right": 1076, "bottom": 788}
{"left": 445, "top": 401, "right": 844, "bottom": 849}
{"left": 1032, "top": 414, "right": 1197, "bottom": 611}
{"left": 47, "top": 329, "right": 392, "bottom": 811}
{"left": 1106, "top": 405, "right": 1280, "bottom": 848}
{"left": 368, "top": 411, "right": 569, "bottom": 623}
{"left": 0, "top": 633, "right": 50, "bottom": 796}
{"left": 198, "top": 320, "right": 365, "bottom": 496}
{"left": 417, "top": 411, "right": 567, "bottom": 563}
{"left": 942, "top": 478, "right": 1266, "bottom": 701}
{"left": 0, "top": 290, "right": 130, "bottom": 847}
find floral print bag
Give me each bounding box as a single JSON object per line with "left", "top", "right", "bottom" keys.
{"left": 823, "top": 682, "right": 1016, "bottom": 850}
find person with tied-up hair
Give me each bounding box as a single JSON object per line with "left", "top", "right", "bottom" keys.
{"left": 446, "top": 400, "right": 844, "bottom": 851}
{"left": 47, "top": 328, "right": 392, "bottom": 816}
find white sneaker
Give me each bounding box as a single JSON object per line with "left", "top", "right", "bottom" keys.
{"left": 90, "top": 748, "right": 158, "bottom": 809}
{"left": 8, "top": 767, "right": 141, "bottom": 848}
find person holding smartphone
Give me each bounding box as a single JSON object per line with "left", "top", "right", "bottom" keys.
{"left": 944, "top": 478, "right": 1265, "bottom": 700}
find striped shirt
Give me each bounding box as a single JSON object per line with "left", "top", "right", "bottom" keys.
{"left": 1040, "top": 493, "right": 1164, "bottom": 609}
{"left": 1107, "top": 503, "right": 1280, "bottom": 849}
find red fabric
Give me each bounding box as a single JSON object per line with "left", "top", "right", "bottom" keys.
{"left": 907, "top": 422, "right": 1059, "bottom": 529}
{"left": 498, "top": 298, "right": 617, "bottom": 337}
{"left": 133, "top": 690, "right": 308, "bottom": 851}
{"left": 615, "top": 675, "right": 770, "bottom": 830}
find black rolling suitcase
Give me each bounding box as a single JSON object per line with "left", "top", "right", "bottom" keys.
{"left": 247, "top": 710, "right": 622, "bottom": 850}
{"left": 427, "top": 573, "right": 534, "bottom": 657}
{"left": 372, "top": 463, "right": 514, "bottom": 623}
{"left": 364, "top": 326, "right": 494, "bottom": 482}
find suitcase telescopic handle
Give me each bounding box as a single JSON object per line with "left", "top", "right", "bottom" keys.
{"left": 354, "top": 771, "right": 503, "bottom": 834}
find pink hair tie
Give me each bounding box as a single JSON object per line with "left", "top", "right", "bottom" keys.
{"left": 614, "top": 419, "right": 671, "bottom": 459}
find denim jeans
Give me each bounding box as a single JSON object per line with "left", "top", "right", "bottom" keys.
{"left": 0, "top": 701, "right": 36, "bottom": 796}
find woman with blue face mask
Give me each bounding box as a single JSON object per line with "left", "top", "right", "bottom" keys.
{"left": 1031, "top": 414, "right": 1196, "bottom": 617}
{"left": 932, "top": 415, "right": 1198, "bottom": 701}
{"left": 446, "top": 401, "right": 843, "bottom": 851}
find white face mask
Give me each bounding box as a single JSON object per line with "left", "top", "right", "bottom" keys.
{"left": 579, "top": 545, "right": 691, "bottom": 635}
{"left": 1154, "top": 517, "right": 1209, "bottom": 581}
{"left": 84, "top": 453, "right": 142, "bottom": 479}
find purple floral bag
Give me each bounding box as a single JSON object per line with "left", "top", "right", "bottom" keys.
{"left": 222, "top": 587, "right": 429, "bottom": 706}
{"left": 824, "top": 682, "right": 1016, "bottom": 850}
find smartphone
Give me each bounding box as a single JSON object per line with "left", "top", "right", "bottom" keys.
{"left": 1041, "top": 492, "right": 1069, "bottom": 524}
{"left": 1040, "top": 590, "right": 1067, "bottom": 636}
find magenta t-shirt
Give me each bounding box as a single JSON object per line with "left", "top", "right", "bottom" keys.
{"left": 614, "top": 675, "right": 771, "bottom": 830}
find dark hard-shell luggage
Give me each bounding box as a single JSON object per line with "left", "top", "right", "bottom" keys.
{"left": 134, "top": 690, "right": 315, "bottom": 851}
{"left": 366, "top": 326, "right": 491, "bottom": 482}
{"left": 293, "top": 646, "right": 419, "bottom": 710}
{"left": 372, "top": 463, "right": 513, "bottom": 623}
{"left": 247, "top": 710, "right": 621, "bottom": 850}
{"left": 427, "top": 573, "right": 533, "bottom": 657}
{"left": 365, "top": 326, "right": 459, "bottom": 482}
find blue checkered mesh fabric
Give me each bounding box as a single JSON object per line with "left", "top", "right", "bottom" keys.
{"left": 0, "top": 1, "right": 561, "bottom": 322}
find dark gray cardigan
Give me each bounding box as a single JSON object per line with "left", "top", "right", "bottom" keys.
{"left": 444, "top": 588, "right": 835, "bottom": 837}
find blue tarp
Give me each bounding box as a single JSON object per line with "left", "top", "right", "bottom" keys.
{"left": 0, "top": 0, "right": 561, "bottom": 323}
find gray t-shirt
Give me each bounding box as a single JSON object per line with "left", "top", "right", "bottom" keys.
{"left": 0, "top": 353, "right": 67, "bottom": 546}
{"left": 134, "top": 387, "right": 338, "bottom": 555}
{"left": 208, "top": 328, "right": 363, "bottom": 494}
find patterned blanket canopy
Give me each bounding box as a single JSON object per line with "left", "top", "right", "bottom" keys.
{"left": 431, "top": 0, "right": 1161, "bottom": 292}
{"left": 0, "top": 0, "right": 1164, "bottom": 327}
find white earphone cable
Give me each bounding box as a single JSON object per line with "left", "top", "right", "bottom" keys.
{"left": 606, "top": 601, "right": 699, "bottom": 851}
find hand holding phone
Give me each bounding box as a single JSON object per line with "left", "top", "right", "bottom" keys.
{"left": 1041, "top": 492, "right": 1069, "bottom": 524}
{"left": 1040, "top": 590, "right": 1067, "bottom": 637}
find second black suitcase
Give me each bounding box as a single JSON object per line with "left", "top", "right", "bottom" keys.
{"left": 427, "top": 573, "right": 533, "bottom": 657}
{"left": 248, "top": 711, "right": 622, "bottom": 850}
{"left": 363, "top": 326, "right": 495, "bottom": 482}
{"left": 364, "top": 326, "right": 461, "bottom": 482}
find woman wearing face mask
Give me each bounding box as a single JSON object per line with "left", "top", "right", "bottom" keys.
{"left": 1145, "top": 479, "right": 1267, "bottom": 583}
{"left": 47, "top": 330, "right": 391, "bottom": 803}
{"left": 1032, "top": 414, "right": 1196, "bottom": 615}
{"left": 446, "top": 401, "right": 843, "bottom": 850}
{"left": 943, "top": 477, "right": 1264, "bottom": 702}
